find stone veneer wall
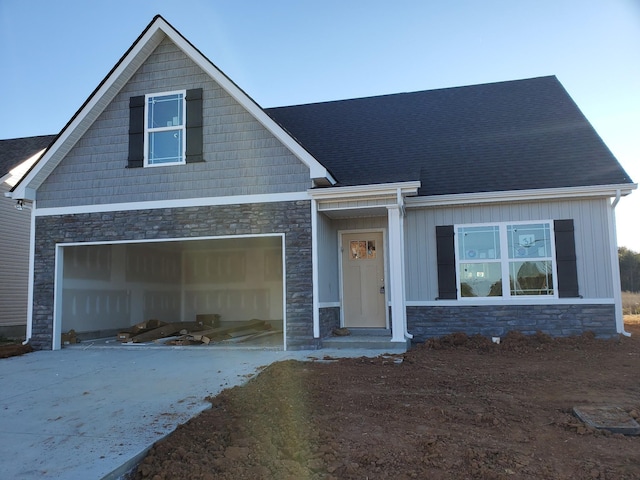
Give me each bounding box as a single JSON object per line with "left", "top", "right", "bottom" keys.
{"left": 319, "top": 307, "right": 340, "bottom": 339}
{"left": 407, "top": 304, "right": 617, "bottom": 343}
{"left": 31, "top": 201, "right": 315, "bottom": 350}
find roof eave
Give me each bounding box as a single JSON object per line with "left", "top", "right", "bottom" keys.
{"left": 405, "top": 183, "right": 637, "bottom": 208}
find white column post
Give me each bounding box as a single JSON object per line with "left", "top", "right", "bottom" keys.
{"left": 311, "top": 198, "right": 320, "bottom": 338}
{"left": 387, "top": 204, "right": 407, "bottom": 342}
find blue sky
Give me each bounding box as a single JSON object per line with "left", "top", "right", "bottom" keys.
{"left": 1, "top": 0, "right": 639, "bottom": 250}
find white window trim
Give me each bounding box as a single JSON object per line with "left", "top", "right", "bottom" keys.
{"left": 454, "top": 220, "right": 559, "bottom": 300}
{"left": 144, "top": 89, "right": 187, "bottom": 167}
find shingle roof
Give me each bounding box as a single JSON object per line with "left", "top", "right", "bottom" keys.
{"left": 267, "top": 76, "right": 633, "bottom": 196}
{"left": 0, "top": 135, "right": 56, "bottom": 177}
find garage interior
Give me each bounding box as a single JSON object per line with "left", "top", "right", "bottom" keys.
{"left": 59, "top": 236, "right": 284, "bottom": 348}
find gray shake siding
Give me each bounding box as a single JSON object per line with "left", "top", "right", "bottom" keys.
{"left": 36, "top": 38, "right": 310, "bottom": 209}
{"left": 31, "top": 201, "right": 315, "bottom": 350}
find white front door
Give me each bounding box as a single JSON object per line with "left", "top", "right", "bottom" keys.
{"left": 341, "top": 232, "right": 386, "bottom": 328}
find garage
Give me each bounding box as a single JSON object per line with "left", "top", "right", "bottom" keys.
{"left": 56, "top": 235, "right": 285, "bottom": 349}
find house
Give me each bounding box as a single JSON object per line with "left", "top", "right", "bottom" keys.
{"left": 8, "top": 16, "right": 636, "bottom": 351}
{"left": 0, "top": 135, "right": 55, "bottom": 338}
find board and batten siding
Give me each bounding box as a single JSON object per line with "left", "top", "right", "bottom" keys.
{"left": 36, "top": 37, "right": 310, "bottom": 209}
{"left": 404, "top": 198, "right": 614, "bottom": 301}
{"left": 0, "top": 184, "right": 30, "bottom": 329}
{"left": 316, "top": 212, "right": 339, "bottom": 303}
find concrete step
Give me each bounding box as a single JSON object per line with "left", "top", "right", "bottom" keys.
{"left": 322, "top": 334, "right": 410, "bottom": 352}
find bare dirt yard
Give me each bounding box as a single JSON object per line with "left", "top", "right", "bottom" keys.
{"left": 131, "top": 318, "right": 640, "bottom": 480}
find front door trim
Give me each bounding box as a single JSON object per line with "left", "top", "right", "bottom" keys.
{"left": 338, "top": 228, "right": 389, "bottom": 329}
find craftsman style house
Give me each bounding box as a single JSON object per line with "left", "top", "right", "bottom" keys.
{"left": 8, "top": 16, "right": 635, "bottom": 350}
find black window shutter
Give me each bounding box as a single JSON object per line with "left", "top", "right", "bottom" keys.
{"left": 186, "top": 88, "right": 204, "bottom": 163}
{"left": 127, "top": 95, "right": 145, "bottom": 168}
{"left": 436, "top": 225, "right": 457, "bottom": 299}
{"left": 554, "top": 219, "right": 579, "bottom": 298}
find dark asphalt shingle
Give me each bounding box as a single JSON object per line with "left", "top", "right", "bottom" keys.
{"left": 267, "top": 76, "right": 633, "bottom": 195}
{"left": 0, "top": 135, "right": 56, "bottom": 177}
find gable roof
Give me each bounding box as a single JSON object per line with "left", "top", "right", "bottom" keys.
{"left": 0, "top": 135, "right": 56, "bottom": 177}
{"left": 8, "top": 17, "right": 633, "bottom": 202}
{"left": 267, "top": 76, "right": 634, "bottom": 196}
{"left": 9, "top": 15, "right": 334, "bottom": 200}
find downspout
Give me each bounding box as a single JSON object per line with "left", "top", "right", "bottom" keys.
{"left": 396, "top": 188, "right": 412, "bottom": 340}
{"left": 609, "top": 189, "right": 631, "bottom": 337}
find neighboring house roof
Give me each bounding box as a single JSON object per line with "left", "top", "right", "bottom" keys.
{"left": 267, "top": 76, "right": 633, "bottom": 196}
{"left": 0, "top": 135, "right": 56, "bottom": 177}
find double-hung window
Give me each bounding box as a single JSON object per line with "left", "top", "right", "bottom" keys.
{"left": 145, "top": 91, "right": 186, "bottom": 166}
{"left": 128, "top": 88, "right": 203, "bottom": 169}
{"left": 456, "top": 221, "right": 557, "bottom": 298}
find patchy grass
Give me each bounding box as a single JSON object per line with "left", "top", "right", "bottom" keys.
{"left": 625, "top": 315, "right": 640, "bottom": 325}
{"left": 622, "top": 291, "right": 640, "bottom": 315}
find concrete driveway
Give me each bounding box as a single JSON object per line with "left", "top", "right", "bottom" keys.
{"left": 0, "top": 345, "right": 381, "bottom": 479}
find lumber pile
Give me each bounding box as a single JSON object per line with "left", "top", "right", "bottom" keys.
{"left": 117, "top": 317, "right": 274, "bottom": 346}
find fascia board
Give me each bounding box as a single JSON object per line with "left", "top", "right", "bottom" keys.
{"left": 308, "top": 181, "right": 421, "bottom": 201}
{"left": 405, "top": 184, "right": 638, "bottom": 209}
{"left": 158, "top": 18, "right": 335, "bottom": 184}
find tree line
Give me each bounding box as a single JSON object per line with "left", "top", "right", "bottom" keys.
{"left": 619, "top": 247, "right": 640, "bottom": 292}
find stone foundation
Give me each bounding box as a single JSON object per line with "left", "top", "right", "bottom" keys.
{"left": 407, "top": 303, "right": 617, "bottom": 342}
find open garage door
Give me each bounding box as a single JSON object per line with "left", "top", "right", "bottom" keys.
{"left": 56, "top": 235, "right": 284, "bottom": 348}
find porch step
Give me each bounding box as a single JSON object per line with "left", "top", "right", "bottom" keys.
{"left": 322, "top": 334, "right": 410, "bottom": 352}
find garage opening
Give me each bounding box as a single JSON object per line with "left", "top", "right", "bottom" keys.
{"left": 57, "top": 235, "right": 284, "bottom": 348}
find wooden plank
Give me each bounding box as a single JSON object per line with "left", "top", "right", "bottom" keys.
{"left": 187, "top": 320, "right": 269, "bottom": 344}
{"left": 130, "top": 322, "right": 204, "bottom": 343}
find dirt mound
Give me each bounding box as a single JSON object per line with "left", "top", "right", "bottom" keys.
{"left": 132, "top": 324, "right": 640, "bottom": 479}
{"left": 0, "top": 343, "right": 33, "bottom": 359}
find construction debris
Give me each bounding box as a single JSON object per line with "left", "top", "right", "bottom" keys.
{"left": 61, "top": 329, "right": 78, "bottom": 345}
{"left": 117, "top": 317, "right": 276, "bottom": 346}
{"left": 167, "top": 319, "right": 273, "bottom": 345}
{"left": 117, "top": 319, "right": 168, "bottom": 343}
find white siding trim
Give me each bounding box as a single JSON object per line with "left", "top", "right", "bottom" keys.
{"left": 387, "top": 205, "right": 408, "bottom": 342}
{"left": 281, "top": 234, "right": 288, "bottom": 351}
{"left": 607, "top": 197, "right": 627, "bottom": 334}
{"left": 318, "top": 302, "right": 341, "bottom": 308}
{"left": 311, "top": 198, "right": 320, "bottom": 338}
{"left": 25, "top": 202, "right": 37, "bottom": 341}
{"left": 34, "top": 192, "right": 310, "bottom": 217}
{"left": 406, "top": 298, "right": 615, "bottom": 307}
{"left": 405, "top": 184, "right": 637, "bottom": 208}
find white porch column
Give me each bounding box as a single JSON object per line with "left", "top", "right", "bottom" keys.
{"left": 387, "top": 204, "right": 407, "bottom": 342}
{"left": 311, "top": 198, "right": 320, "bottom": 338}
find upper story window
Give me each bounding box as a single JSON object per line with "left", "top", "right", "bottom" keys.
{"left": 128, "top": 88, "right": 203, "bottom": 169}
{"left": 455, "top": 221, "right": 557, "bottom": 298}
{"left": 145, "top": 91, "right": 186, "bottom": 166}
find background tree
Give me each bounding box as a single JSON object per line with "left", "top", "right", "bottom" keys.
{"left": 619, "top": 247, "right": 640, "bottom": 292}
